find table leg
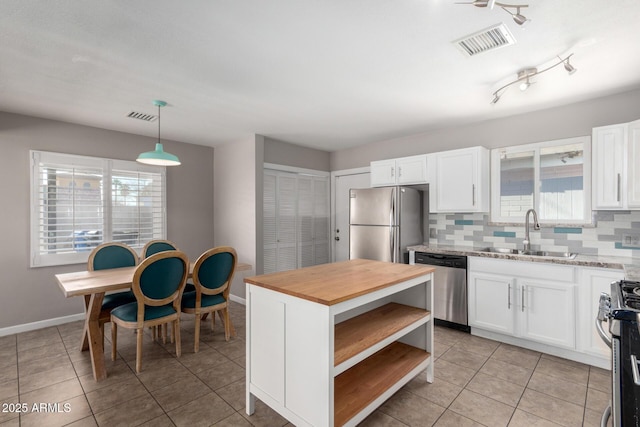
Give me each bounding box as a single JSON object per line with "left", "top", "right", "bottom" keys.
{"left": 80, "top": 295, "right": 91, "bottom": 351}
{"left": 85, "top": 293, "right": 107, "bottom": 381}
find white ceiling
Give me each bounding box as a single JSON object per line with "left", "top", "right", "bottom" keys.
{"left": 1, "top": 1, "right": 640, "bottom": 152}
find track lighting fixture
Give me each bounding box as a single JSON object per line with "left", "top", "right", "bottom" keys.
{"left": 457, "top": 1, "right": 530, "bottom": 26}
{"left": 490, "top": 54, "right": 577, "bottom": 104}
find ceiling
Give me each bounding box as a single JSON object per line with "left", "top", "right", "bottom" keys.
{"left": 1, "top": 1, "right": 640, "bottom": 152}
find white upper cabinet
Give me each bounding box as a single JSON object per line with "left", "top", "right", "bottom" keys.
{"left": 592, "top": 119, "right": 640, "bottom": 209}
{"left": 628, "top": 120, "right": 640, "bottom": 207}
{"left": 370, "top": 155, "right": 427, "bottom": 187}
{"left": 433, "top": 146, "right": 489, "bottom": 212}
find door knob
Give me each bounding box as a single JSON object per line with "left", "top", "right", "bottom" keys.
{"left": 335, "top": 236, "right": 340, "bottom": 241}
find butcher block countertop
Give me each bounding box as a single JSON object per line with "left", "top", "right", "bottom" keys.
{"left": 245, "top": 259, "right": 434, "bottom": 306}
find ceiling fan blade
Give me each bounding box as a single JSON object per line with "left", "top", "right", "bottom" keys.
{"left": 454, "top": 0, "right": 489, "bottom": 6}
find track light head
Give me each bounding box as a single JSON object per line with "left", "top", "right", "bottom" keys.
{"left": 502, "top": 5, "right": 530, "bottom": 26}
{"left": 490, "top": 93, "right": 501, "bottom": 104}
{"left": 519, "top": 78, "right": 531, "bottom": 91}
{"left": 513, "top": 11, "right": 530, "bottom": 26}
{"left": 563, "top": 59, "right": 577, "bottom": 75}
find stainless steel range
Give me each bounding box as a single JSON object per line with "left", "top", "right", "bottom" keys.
{"left": 596, "top": 280, "right": 640, "bottom": 427}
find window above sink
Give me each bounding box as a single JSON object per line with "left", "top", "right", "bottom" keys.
{"left": 490, "top": 136, "right": 592, "bottom": 226}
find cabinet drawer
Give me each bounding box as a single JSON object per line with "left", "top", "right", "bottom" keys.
{"left": 469, "top": 257, "right": 575, "bottom": 283}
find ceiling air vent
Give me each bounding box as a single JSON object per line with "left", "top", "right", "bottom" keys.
{"left": 126, "top": 111, "right": 157, "bottom": 122}
{"left": 453, "top": 23, "right": 516, "bottom": 57}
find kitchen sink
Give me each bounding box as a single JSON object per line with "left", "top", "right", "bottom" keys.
{"left": 480, "top": 247, "right": 522, "bottom": 254}
{"left": 479, "top": 247, "right": 577, "bottom": 259}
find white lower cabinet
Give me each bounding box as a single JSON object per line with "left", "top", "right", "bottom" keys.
{"left": 467, "top": 273, "right": 515, "bottom": 335}
{"left": 468, "top": 257, "right": 576, "bottom": 349}
{"left": 518, "top": 279, "right": 575, "bottom": 348}
{"left": 577, "top": 267, "right": 625, "bottom": 359}
{"left": 469, "top": 256, "right": 625, "bottom": 368}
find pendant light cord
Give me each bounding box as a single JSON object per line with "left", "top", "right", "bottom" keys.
{"left": 157, "top": 103, "right": 161, "bottom": 143}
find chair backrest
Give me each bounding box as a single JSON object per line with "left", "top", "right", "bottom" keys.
{"left": 193, "top": 246, "right": 237, "bottom": 298}
{"left": 141, "top": 239, "right": 179, "bottom": 259}
{"left": 88, "top": 242, "right": 139, "bottom": 271}
{"left": 132, "top": 250, "right": 189, "bottom": 311}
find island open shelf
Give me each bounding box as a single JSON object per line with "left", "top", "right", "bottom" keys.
{"left": 334, "top": 342, "right": 431, "bottom": 426}
{"left": 334, "top": 302, "right": 430, "bottom": 374}
{"left": 245, "top": 259, "right": 434, "bottom": 427}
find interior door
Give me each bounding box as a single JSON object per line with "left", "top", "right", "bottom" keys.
{"left": 334, "top": 172, "right": 370, "bottom": 262}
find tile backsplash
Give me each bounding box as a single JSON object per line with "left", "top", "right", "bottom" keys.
{"left": 428, "top": 211, "right": 640, "bottom": 258}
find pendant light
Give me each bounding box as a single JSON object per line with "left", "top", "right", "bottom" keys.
{"left": 136, "top": 100, "right": 181, "bottom": 166}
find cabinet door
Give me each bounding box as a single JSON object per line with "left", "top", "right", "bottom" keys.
{"left": 468, "top": 272, "right": 516, "bottom": 335}
{"left": 518, "top": 280, "right": 575, "bottom": 349}
{"left": 592, "top": 124, "right": 626, "bottom": 209}
{"left": 370, "top": 160, "right": 397, "bottom": 187}
{"left": 397, "top": 155, "right": 427, "bottom": 185}
{"left": 435, "top": 147, "right": 488, "bottom": 212}
{"left": 628, "top": 119, "right": 640, "bottom": 208}
{"left": 578, "top": 268, "right": 624, "bottom": 358}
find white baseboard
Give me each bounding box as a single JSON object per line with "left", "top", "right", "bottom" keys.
{"left": 0, "top": 313, "right": 85, "bottom": 337}
{"left": 0, "top": 294, "right": 249, "bottom": 338}
{"left": 230, "top": 294, "right": 246, "bottom": 305}
{"left": 471, "top": 328, "right": 611, "bottom": 370}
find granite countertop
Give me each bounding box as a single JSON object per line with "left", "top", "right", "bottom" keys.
{"left": 407, "top": 243, "right": 640, "bottom": 281}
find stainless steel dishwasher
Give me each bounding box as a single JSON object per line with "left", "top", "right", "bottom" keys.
{"left": 414, "top": 252, "right": 469, "bottom": 332}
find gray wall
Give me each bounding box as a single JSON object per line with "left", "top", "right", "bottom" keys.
{"left": 330, "top": 87, "right": 640, "bottom": 170}
{"left": 264, "top": 137, "right": 330, "bottom": 171}
{"left": 213, "top": 136, "right": 264, "bottom": 299}
{"left": 0, "top": 111, "right": 215, "bottom": 329}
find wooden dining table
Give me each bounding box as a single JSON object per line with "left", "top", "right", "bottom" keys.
{"left": 55, "top": 261, "right": 251, "bottom": 381}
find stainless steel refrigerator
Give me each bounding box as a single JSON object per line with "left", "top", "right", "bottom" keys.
{"left": 349, "top": 186, "right": 424, "bottom": 263}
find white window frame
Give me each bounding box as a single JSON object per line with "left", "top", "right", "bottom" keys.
{"left": 490, "top": 136, "right": 592, "bottom": 225}
{"left": 30, "top": 150, "right": 167, "bottom": 267}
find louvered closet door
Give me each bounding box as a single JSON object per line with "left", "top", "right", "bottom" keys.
{"left": 298, "top": 176, "right": 315, "bottom": 267}
{"left": 263, "top": 170, "right": 330, "bottom": 273}
{"left": 312, "top": 177, "right": 329, "bottom": 265}
{"left": 263, "top": 172, "right": 278, "bottom": 274}
{"left": 276, "top": 173, "right": 298, "bottom": 271}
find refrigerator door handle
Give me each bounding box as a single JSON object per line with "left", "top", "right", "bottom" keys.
{"left": 390, "top": 227, "right": 396, "bottom": 263}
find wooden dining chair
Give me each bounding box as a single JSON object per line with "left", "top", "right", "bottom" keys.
{"left": 181, "top": 246, "right": 237, "bottom": 352}
{"left": 86, "top": 242, "right": 139, "bottom": 349}
{"left": 110, "top": 250, "right": 189, "bottom": 373}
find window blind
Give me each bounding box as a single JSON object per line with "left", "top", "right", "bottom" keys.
{"left": 31, "top": 151, "right": 166, "bottom": 267}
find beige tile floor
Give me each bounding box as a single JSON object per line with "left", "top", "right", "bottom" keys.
{"left": 0, "top": 302, "right": 612, "bottom": 427}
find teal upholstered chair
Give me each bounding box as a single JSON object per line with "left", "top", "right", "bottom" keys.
{"left": 181, "top": 246, "right": 237, "bottom": 352}
{"left": 86, "top": 242, "right": 139, "bottom": 348}
{"left": 141, "top": 239, "right": 188, "bottom": 341}
{"left": 141, "top": 239, "right": 179, "bottom": 259}
{"left": 110, "top": 250, "right": 189, "bottom": 373}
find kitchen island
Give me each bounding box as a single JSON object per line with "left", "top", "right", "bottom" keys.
{"left": 245, "top": 259, "right": 434, "bottom": 427}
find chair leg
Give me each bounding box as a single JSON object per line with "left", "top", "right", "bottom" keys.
{"left": 170, "top": 322, "right": 175, "bottom": 344}
{"left": 161, "top": 324, "right": 167, "bottom": 345}
{"left": 211, "top": 312, "right": 215, "bottom": 331}
{"left": 136, "top": 327, "right": 143, "bottom": 374}
{"left": 175, "top": 319, "right": 181, "bottom": 358}
{"left": 221, "top": 309, "right": 230, "bottom": 341}
{"left": 194, "top": 313, "right": 201, "bottom": 353}
{"left": 111, "top": 322, "right": 117, "bottom": 361}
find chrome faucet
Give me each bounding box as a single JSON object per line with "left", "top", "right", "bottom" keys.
{"left": 523, "top": 209, "right": 540, "bottom": 253}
